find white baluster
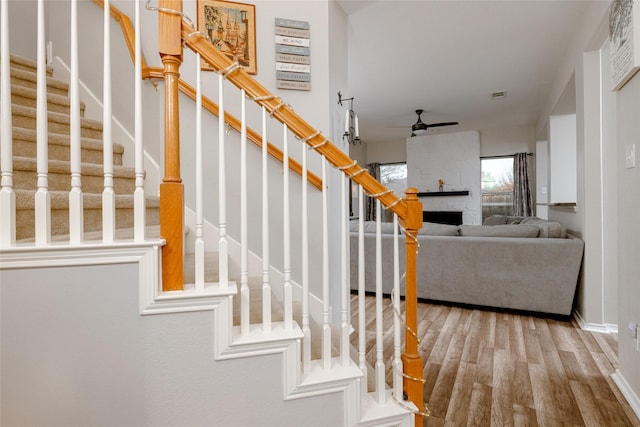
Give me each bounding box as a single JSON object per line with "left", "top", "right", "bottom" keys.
{"left": 358, "top": 185, "right": 367, "bottom": 404}
{"left": 194, "top": 53, "right": 204, "bottom": 289}
{"left": 340, "top": 172, "right": 349, "bottom": 367}
{"left": 261, "top": 106, "right": 271, "bottom": 332}
{"left": 35, "top": 0, "right": 50, "bottom": 245}
{"left": 102, "top": 0, "right": 115, "bottom": 243}
{"left": 218, "top": 73, "right": 228, "bottom": 288}
{"left": 0, "top": 0, "right": 16, "bottom": 247}
{"left": 393, "top": 212, "right": 403, "bottom": 401}
{"left": 322, "top": 156, "right": 331, "bottom": 370}
{"left": 240, "top": 90, "right": 249, "bottom": 335}
{"left": 133, "top": 0, "right": 145, "bottom": 242}
{"left": 302, "top": 138, "right": 310, "bottom": 372}
{"left": 375, "top": 200, "right": 386, "bottom": 404}
{"left": 283, "top": 124, "right": 292, "bottom": 330}
{"left": 69, "top": 0, "right": 83, "bottom": 243}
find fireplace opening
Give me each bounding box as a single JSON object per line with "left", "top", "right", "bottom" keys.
{"left": 423, "top": 211, "right": 463, "bottom": 226}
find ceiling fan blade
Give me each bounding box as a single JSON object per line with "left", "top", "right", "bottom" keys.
{"left": 425, "top": 121, "right": 459, "bottom": 128}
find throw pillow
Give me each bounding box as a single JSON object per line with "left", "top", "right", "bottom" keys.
{"left": 483, "top": 215, "right": 508, "bottom": 225}
{"left": 459, "top": 224, "right": 540, "bottom": 238}
{"left": 537, "top": 221, "right": 565, "bottom": 238}
{"left": 506, "top": 216, "right": 525, "bottom": 224}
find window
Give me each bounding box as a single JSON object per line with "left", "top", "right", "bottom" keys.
{"left": 379, "top": 163, "right": 407, "bottom": 222}
{"left": 481, "top": 157, "right": 513, "bottom": 221}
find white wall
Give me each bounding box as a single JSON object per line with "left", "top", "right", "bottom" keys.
{"left": 615, "top": 67, "right": 640, "bottom": 412}
{"left": 407, "top": 131, "right": 481, "bottom": 225}
{"left": 366, "top": 141, "right": 407, "bottom": 164}
{"left": 480, "top": 126, "right": 535, "bottom": 157}
{"left": 6, "top": 0, "right": 37, "bottom": 60}
{"left": 535, "top": 1, "right": 640, "bottom": 411}
{"left": 549, "top": 114, "right": 578, "bottom": 204}
{"left": 0, "top": 264, "right": 343, "bottom": 426}
{"left": 535, "top": 140, "right": 549, "bottom": 219}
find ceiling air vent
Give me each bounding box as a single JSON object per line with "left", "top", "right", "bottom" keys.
{"left": 490, "top": 90, "right": 507, "bottom": 100}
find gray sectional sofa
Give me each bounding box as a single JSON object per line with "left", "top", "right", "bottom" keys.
{"left": 349, "top": 216, "right": 585, "bottom": 316}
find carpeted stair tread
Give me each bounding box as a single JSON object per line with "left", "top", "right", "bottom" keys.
{"left": 10, "top": 66, "right": 69, "bottom": 97}
{"left": 12, "top": 127, "right": 124, "bottom": 165}
{"left": 10, "top": 54, "right": 53, "bottom": 76}
{"left": 11, "top": 103, "right": 103, "bottom": 139}
{"left": 12, "top": 156, "right": 137, "bottom": 193}
{"left": 15, "top": 189, "right": 159, "bottom": 210}
{"left": 11, "top": 83, "right": 86, "bottom": 116}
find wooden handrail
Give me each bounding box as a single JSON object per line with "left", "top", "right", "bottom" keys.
{"left": 181, "top": 22, "right": 408, "bottom": 220}
{"left": 91, "top": 0, "right": 321, "bottom": 191}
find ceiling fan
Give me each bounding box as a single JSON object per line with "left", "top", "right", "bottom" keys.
{"left": 411, "top": 109, "right": 459, "bottom": 136}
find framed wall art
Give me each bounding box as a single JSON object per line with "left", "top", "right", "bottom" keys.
{"left": 197, "top": 0, "right": 257, "bottom": 74}
{"left": 610, "top": 0, "right": 640, "bottom": 90}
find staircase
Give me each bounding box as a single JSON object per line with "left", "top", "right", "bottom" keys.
{"left": 2, "top": 53, "right": 415, "bottom": 426}
{"left": 7, "top": 54, "right": 159, "bottom": 241}
{"left": 0, "top": 0, "right": 428, "bottom": 423}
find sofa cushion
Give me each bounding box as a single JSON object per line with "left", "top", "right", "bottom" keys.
{"left": 459, "top": 224, "right": 540, "bottom": 238}
{"left": 519, "top": 216, "right": 565, "bottom": 238}
{"left": 418, "top": 222, "right": 459, "bottom": 236}
{"left": 483, "top": 215, "right": 508, "bottom": 225}
{"left": 506, "top": 216, "right": 525, "bottom": 224}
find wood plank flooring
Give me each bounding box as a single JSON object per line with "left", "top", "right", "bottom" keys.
{"left": 350, "top": 294, "right": 640, "bottom": 427}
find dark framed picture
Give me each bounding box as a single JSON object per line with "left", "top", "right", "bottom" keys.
{"left": 197, "top": 0, "right": 257, "bottom": 74}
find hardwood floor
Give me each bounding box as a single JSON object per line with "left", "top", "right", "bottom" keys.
{"left": 350, "top": 294, "right": 640, "bottom": 427}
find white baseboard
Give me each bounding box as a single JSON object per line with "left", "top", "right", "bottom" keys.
{"left": 611, "top": 370, "right": 640, "bottom": 421}
{"left": 573, "top": 310, "right": 618, "bottom": 334}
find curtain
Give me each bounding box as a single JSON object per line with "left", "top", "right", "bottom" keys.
{"left": 365, "top": 163, "right": 380, "bottom": 221}
{"left": 513, "top": 153, "right": 534, "bottom": 216}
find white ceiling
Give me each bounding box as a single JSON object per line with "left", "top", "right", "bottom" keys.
{"left": 335, "top": 0, "right": 599, "bottom": 145}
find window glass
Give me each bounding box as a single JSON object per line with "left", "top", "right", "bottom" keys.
{"left": 481, "top": 158, "right": 513, "bottom": 221}
{"left": 379, "top": 163, "right": 407, "bottom": 222}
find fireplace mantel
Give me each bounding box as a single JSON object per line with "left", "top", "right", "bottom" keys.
{"left": 417, "top": 190, "right": 470, "bottom": 197}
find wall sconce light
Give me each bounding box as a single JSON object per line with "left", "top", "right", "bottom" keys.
{"left": 338, "top": 92, "right": 361, "bottom": 145}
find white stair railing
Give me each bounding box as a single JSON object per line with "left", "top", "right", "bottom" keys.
{"left": 392, "top": 212, "right": 403, "bottom": 400}
{"left": 261, "top": 106, "right": 272, "bottom": 333}
{"left": 340, "top": 172, "right": 350, "bottom": 367}
{"left": 217, "top": 71, "right": 229, "bottom": 289}
{"left": 321, "top": 156, "right": 331, "bottom": 370}
{"left": 1, "top": 0, "right": 150, "bottom": 246}
{"left": 301, "top": 133, "right": 311, "bottom": 373}
{"left": 357, "top": 185, "right": 368, "bottom": 408}
{"left": 240, "top": 89, "right": 249, "bottom": 336}
{"left": 282, "top": 123, "right": 293, "bottom": 330}
{"left": 102, "top": 0, "right": 115, "bottom": 243}
{"left": 194, "top": 52, "right": 204, "bottom": 289}
{"left": 133, "top": 0, "right": 146, "bottom": 242}
{"left": 0, "top": 0, "right": 16, "bottom": 248}
{"left": 69, "top": 0, "right": 84, "bottom": 244}
{"left": 35, "top": 0, "right": 50, "bottom": 246}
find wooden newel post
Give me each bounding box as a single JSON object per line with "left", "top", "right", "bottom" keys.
{"left": 159, "top": 0, "right": 184, "bottom": 291}
{"left": 401, "top": 187, "right": 424, "bottom": 424}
